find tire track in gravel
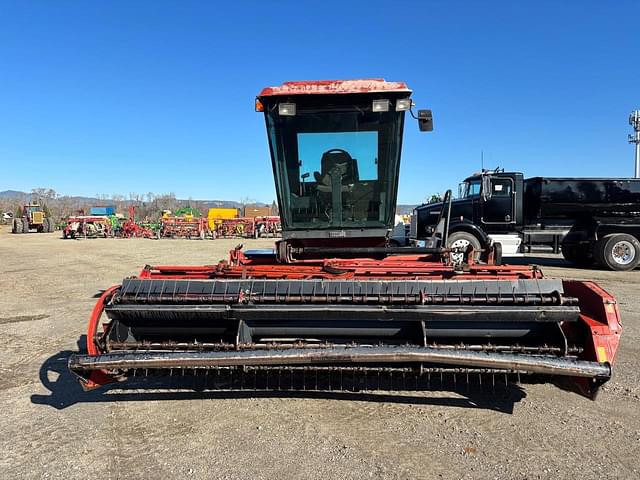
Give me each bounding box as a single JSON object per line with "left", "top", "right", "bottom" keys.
{"left": 0, "top": 314, "right": 49, "bottom": 325}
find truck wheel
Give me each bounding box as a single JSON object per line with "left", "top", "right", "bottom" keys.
{"left": 447, "top": 231, "right": 481, "bottom": 264}
{"left": 595, "top": 234, "right": 640, "bottom": 271}
{"left": 22, "top": 218, "right": 30, "bottom": 233}
{"left": 12, "top": 218, "right": 23, "bottom": 234}
{"left": 561, "top": 243, "right": 595, "bottom": 267}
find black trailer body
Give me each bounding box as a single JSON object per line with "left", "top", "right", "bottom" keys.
{"left": 523, "top": 177, "right": 640, "bottom": 220}
{"left": 412, "top": 171, "right": 640, "bottom": 271}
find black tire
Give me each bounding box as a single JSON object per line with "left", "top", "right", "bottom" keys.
{"left": 594, "top": 234, "right": 640, "bottom": 271}
{"left": 493, "top": 242, "right": 503, "bottom": 266}
{"left": 22, "top": 218, "right": 29, "bottom": 233}
{"left": 561, "top": 242, "right": 595, "bottom": 267}
{"left": 446, "top": 231, "right": 482, "bottom": 264}
{"left": 12, "top": 218, "right": 23, "bottom": 234}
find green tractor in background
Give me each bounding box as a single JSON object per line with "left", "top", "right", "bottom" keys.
{"left": 12, "top": 204, "right": 55, "bottom": 234}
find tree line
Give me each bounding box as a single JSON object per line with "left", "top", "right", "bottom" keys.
{"left": 0, "top": 188, "right": 270, "bottom": 223}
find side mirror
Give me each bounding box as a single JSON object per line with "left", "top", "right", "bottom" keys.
{"left": 418, "top": 109, "right": 433, "bottom": 132}
{"left": 481, "top": 175, "right": 492, "bottom": 201}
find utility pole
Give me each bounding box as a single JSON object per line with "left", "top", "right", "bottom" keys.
{"left": 629, "top": 110, "right": 640, "bottom": 178}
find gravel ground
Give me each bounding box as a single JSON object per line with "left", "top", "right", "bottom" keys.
{"left": 1, "top": 229, "right": 639, "bottom": 479}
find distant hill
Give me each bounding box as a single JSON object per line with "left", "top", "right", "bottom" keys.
{"left": 0, "top": 190, "right": 267, "bottom": 208}
{"left": 0, "top": 190, "right": 30, "bottom": 199}
{"left": 396, "top": 204, "right": 419, "bottom": 215}
{"left": 2, "top": 189, "right": 413, "bottom": 215}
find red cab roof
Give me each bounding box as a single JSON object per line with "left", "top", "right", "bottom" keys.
{"left": 258, "top": 79, "right": 411, "bottom": 97}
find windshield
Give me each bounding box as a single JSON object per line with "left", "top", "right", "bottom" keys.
{"left": 459, "top": 179, "right": 481, "bottom": 199}
{"left": 265, "top": 103, "right": 404, "bottom": 230}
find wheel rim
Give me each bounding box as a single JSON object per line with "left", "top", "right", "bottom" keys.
{"left": 611, "top": 240, "right": 636, "bottom": 265}
{"left": 450, "top": 238, "right": 471, "bottom": 264}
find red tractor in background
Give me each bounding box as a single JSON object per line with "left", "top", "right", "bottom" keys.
{"left": 12, "top": 204, "right": 55, "bottom": 234}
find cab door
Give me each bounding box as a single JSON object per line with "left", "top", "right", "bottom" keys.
{"left": 481, "top": 176, "right": 516, "bottom": 226}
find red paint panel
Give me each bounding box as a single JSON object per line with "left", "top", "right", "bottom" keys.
{"left": 258, "top": 79, "right": 411, "bottom": 97}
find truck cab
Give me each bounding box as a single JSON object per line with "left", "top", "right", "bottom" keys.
{"left": 414, "top": 170, "right": 640, "bottom": 271}
{"left": 413, "top": 170, "right": 524, "bottom": 256}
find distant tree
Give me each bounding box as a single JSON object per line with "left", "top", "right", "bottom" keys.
{"left": 42, "top": 203, "right": 51, "bottom": 217}
{"left": 15, "top": 206, "right": 24, "bottom": 218}
{"left": 426, "top": 194, "right": 443, "bottom": 204}
{"left": 240, "top": 196, "right": 256, "bottom": 207}
{"left": 31, "top": 188, "right": 57, "bottom": 199}
{"left": 270, "top": 200, "right": 278, "bottom": 215}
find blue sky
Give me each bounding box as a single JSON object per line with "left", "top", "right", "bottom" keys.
{"left": 0, "top": 1, "right": 638, "bottom": 204}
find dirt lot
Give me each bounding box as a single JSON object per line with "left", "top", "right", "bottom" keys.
{"left": 1, "top": 229, "right": 639, "bottom": 480}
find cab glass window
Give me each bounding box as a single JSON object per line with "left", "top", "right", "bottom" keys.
{"left": 491, "top": 179, "right": 512, "bottom": 197}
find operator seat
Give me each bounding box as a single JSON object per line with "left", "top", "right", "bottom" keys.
{"left": 314, "top": 149, "right": 359, "bottom": 192}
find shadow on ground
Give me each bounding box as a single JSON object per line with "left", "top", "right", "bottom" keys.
{"left": 31, "top": 339, "right": 526, "bottom": 414}
{"left": 508, "top": 255, "right": 571, "bottom": 268}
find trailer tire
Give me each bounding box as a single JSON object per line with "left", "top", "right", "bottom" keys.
{"left": 22, "top": 218, "right": 30, "bottom": 233}
{"left": 595, "top": 234, "right": 640, "bottom": 271}
{"left": 447, "top": 231, "right": 482, "bottom": 264}
{"left": 12, "top": 218, "right": 23, "bottom": 234}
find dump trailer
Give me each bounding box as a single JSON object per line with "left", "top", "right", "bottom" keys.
{"left": 69, "top": 79, "right": 621, "bottom": 398}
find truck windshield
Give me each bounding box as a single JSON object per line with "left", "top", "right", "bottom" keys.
{"left": 265, "top": 105, "right": 404, "bottom": 230}
{"left": 460, "top": 180, "right": 481, "bottom": 198}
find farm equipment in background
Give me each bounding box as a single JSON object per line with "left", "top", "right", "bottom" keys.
{"left": 70, "top": 79, "right": 622, "bottom": 399}
{"left": 254, "top": 215, "right": 282, "bottom": 237}
{"left": 159, "top": 208, "right": 208, "bottom": 239}
{"left": 207, "top": 208, "right": 239, "bottom": 237}
{"left": 215, "top": 217, "right": 257, "bottom": 238}
{"left": 119, "top": 206, "right": 156, "bottom": 239}
{"left": 62, "top": 216, "right": 112, "bottom": 239}
{"left": 12, "top": 204, "right": 55, "bottom": 234}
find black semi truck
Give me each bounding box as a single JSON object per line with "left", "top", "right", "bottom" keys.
{"left": 412, "top": 170, "right": 640, "bottom": 271}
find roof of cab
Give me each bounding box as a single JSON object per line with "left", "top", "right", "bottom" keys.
{"left": 258, "top": 79, "right": 411, "bottom": 97}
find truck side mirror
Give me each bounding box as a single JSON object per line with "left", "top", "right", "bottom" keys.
{"left": 418, "top": 109, "right": 433, "bottom": 132}
{"left": 481, "top": 175, "right": 492, "bottom": 201}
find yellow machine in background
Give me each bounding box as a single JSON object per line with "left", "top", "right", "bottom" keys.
{"left": 12, "top": 203, "right": 55, "bottom": 234}
{"left": 207, "top": 208, "right": 238, "bottom": 230}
